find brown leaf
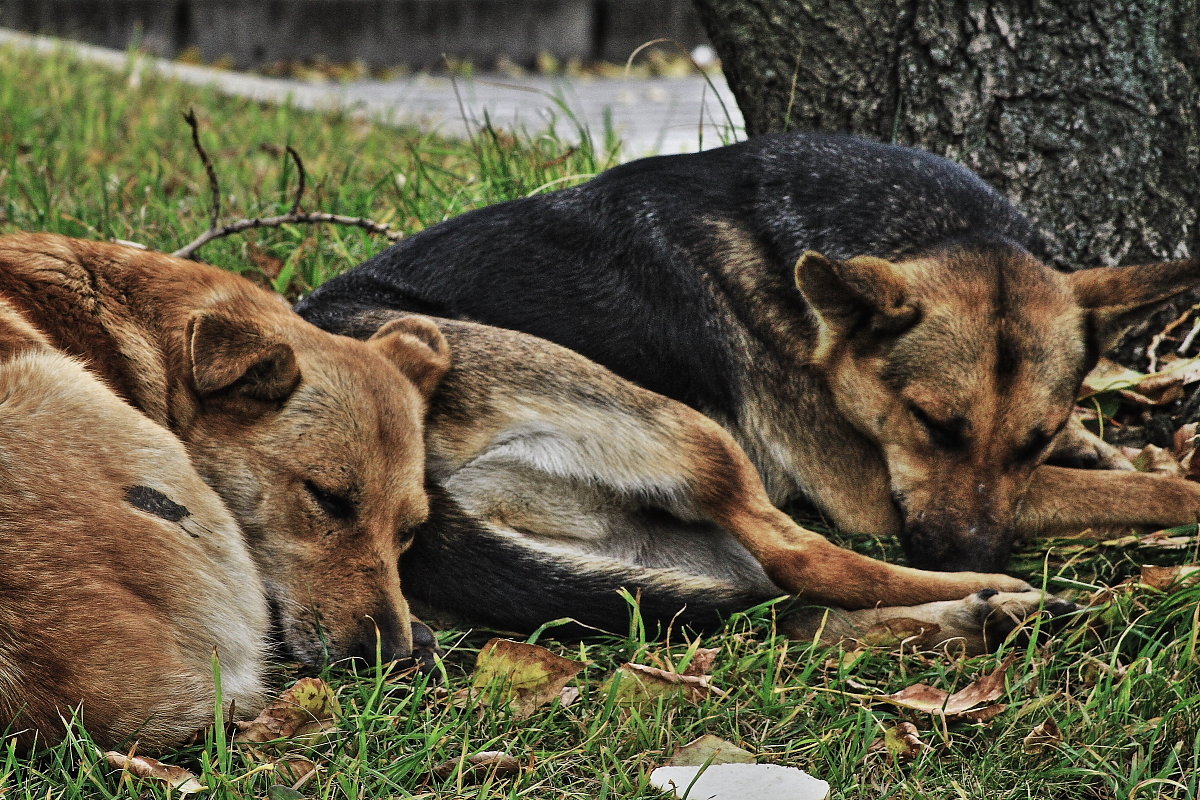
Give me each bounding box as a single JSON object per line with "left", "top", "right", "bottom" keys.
{"left": 1138, "top": 564, "right": 1200, "bottom": 591}
{"left": 668, "top": 734, "right": 756, "bottom": 766}
{"left": 276, "top": 756, "right": 318, "bottom": 785}
{"left": 875, "top": 657, "right": 1011, "bottom": 721}
{"left": 1022, "top": 717, "right": 1063, "bottom": 753}
{"left": 234, "top": 677, "right": 341, "bottom": 744}
{"left": 471, "top": 639, "right": 585, "bottom": 720}
{"left": 247, "top": 242, "right": 286, "bottom": 279}
{"left": 1080, "top": 359, "right": 1147, "bottom": 399}
{"left": 1081, "top": 357, "right": 1200, "bottom": 406}
{"left": 603, "top": 662, "right": 727, "bottom": 706}
{"left": 868, "top": 722, "right": 930, "bottom": 761}
{"left": 682, "top": 647, "right": 720, "bottom": 677}
{"left": 558, "top": 685, "right": 582, "bottom": 708}
{"left": 431, "top": 751, "right": 523, "bottom": 781}
{"left": 104, "top": 752, "right": 206, "bottom": 794}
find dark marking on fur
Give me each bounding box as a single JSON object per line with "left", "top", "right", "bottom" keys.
{"left": 995, "top": 329, "right": 1021, "bottom": 385}
{"left": 125, "top": 485, "right": 191, "bottom": 524}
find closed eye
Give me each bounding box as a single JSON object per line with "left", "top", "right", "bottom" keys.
{"left": 304, "top": 480, "right": 356, "bottom": 520}
{"left": 909, "top": 404, "right": 969, "bottom": 450}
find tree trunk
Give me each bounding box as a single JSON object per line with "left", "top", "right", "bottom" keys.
{"left": 691, "top": 0, "right": 1200, "bottom": 272}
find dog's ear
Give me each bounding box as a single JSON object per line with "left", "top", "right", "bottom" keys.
{"left": 187, "top": 311, "right": 301, "bottom": 403}
{"left": 1070, "top": 257, "right": 1200, "bottom": 353}
{"left": 795, "top": 251, "right": 919, "bottom": 360}
{"left": 368, "top": 315, "right": 451, "bottom": 398}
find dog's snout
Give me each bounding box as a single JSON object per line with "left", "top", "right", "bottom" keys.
{"left": 347, "top": 607, "right": 413, "bottom": 665}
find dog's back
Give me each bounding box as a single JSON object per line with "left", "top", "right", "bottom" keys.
{"left": 0, "top": 339, "right": 267, "bottom": 749}
{"left": 297, "top": 133, "right": 1036, "bottom": 417}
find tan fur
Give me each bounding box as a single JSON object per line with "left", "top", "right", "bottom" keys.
{"left": 0, "top": 234, "right": 447, "bottom": 750}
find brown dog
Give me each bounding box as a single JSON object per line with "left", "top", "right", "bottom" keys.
{"left": 0, "top": 233, "right": 448, "bottom": 750}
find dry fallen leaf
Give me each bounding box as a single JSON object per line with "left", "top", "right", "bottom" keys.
{"left": 1081, "top": 357, "right": 1200, "bottom": 407}
{"left": 868, "top": 722, "right": 930, "bottom": 761}
{"left": 1022, "top": 717, "right": 1063, "bottom": 753}
{"left": 104, "top": 752, "right": 206, "bottom": 794}
{"left": 604, "top": 662, "right": 727, "bottom": 706}
{"left": 682, "top": 647, "right": 721, "bottom": 677}
{"left": 1138, "top": 564, "right": 1200, "bottom": 591}
{"left": 234, "top": 677, "right": 341, "bottom": 744}
{"left": 668, "top": 734, "right": 756, "bottom": 766}
{"left": 276, "top": 756, "right": 319, "bottom": 784}
{"left": 471, "top": 638, "right": 585, "bottom": 719}
{"left": 558, "top": 685, "right": 582, "bottom": 708}
{"left": 431, "top": 750, "right": 523, "bottom": 781}
{"left": 874, "top": 657, "right": 1012, "bottom": 721}
{"left": 1168, "top": 422, "right": 1200, "bottom": 483}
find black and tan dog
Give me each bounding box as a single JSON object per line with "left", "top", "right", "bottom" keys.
{"left": 297, "top": 133, "right": 1200, "bottom": 632}
{"left": 0, "top": 233, "right": 448, "bottom": 750}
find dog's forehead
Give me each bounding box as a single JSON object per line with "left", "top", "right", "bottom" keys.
{"left": 887, "top": 254, "right": 1086, "bottom": 414}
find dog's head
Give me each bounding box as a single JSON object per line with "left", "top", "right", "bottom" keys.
{"left": 796, "top": 242, "right": 1199, "bottom": 571}
{"left": 181, "top": 307, "right": 449, "bottom": 668}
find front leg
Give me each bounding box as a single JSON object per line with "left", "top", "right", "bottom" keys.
{"left": 1045, "top": 415, "right": 1134, "bottom": 470}
{"left": 1020, "top": 464, "right": 1200, "bottom": 538}
{"left": 780, "top": 590, "right": 1076, "bottom": 656}
{"left": 682, "top": 416, "right": 1034, "bottom": 608}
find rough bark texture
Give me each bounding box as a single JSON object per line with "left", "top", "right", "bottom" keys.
{"left": 692, "top": 0, "right": 1200, "bottom": 272}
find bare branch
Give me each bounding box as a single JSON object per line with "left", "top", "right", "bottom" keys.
{"left": 183, "top": 108, "right": 221, "bottom": 231}
{"left": 171, "top": 113, "right": 403, "bottom": 261}
{"left": 172, "top": 212, "right": 401, "bottom": 260}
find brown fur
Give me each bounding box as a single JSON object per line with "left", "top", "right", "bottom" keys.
{"left": 0, "top": 233, "right": 447, "bottom": 750}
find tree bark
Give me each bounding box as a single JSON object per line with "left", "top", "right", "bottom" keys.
{"left": 691, "top": 0, "right": 1200, "bottom": 272}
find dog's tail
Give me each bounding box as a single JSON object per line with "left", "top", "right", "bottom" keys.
{"left": 403, "top": 484, "right": 774, "bottom": 636}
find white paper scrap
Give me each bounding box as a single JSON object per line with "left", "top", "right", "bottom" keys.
{"left": 649, "top": 763, "right": 830, "bottom": 799}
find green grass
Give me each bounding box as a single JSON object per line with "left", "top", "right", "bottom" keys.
{"left": 3, "top": 43, "right": 1200, "bottom": 800}
{"left": 0, "top": 43, "right": 619, "bottom": 297}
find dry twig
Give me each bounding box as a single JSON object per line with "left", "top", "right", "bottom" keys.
{"left": 172, "top": 110, "right": 401, "bottom": 260}
{"left": 1146, "top": 301, "right": 1200, "bottom": 372}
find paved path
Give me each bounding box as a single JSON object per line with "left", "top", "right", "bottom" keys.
{"left": 0, "top": 27, "right": 743, "bottom": 157}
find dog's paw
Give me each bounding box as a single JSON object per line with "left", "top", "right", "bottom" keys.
{"left": 957, "top": 589, "right": 1076, "bottom": 653}
{"left": 1046, "top": 419, "right": 1134, "bottom": 471}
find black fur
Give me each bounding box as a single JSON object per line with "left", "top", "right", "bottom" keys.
{"left": 296, "top": 132, "right": 1038, "bottom": 421}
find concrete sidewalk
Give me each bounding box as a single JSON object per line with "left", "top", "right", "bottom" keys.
{"left": 0, "top": 27, "right": 743, "bottom": 157}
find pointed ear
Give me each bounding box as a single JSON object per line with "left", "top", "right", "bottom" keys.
{"left": 368, "top": 315, "right": 451, "bottom": 398}
{"left": 794, "top": 251, "right": 919, "bottom": 360}
{"left": 187, "top": 311, "right": 300, "bottom": 402}
{"left": 1070, "top": 257, "right": 1200, "bottom": 352}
